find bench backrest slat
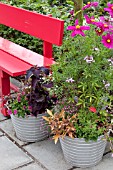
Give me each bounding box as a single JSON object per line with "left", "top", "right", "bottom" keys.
{"left": 0, "top": 3, "right": 64, "bottom": 46}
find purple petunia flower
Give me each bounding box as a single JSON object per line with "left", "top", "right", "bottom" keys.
{"left": 102, "top": 33, "right": 113, "bottom": 49}
{"left": 82, "top": 2, "right": 99, "bottom": 10}
{"left": 14, "top": 109, "right": 18, "bottom": 115}
{"left": 67, "top": 19, "right": 90, "bottom": 37}
{"left": 8, "top": 109, "right": 12, "bottom": 115}
{"left": 104, "top": 3, "right": 113, "bottom": 18}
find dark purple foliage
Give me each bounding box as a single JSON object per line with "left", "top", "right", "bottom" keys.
{"left": 26, "top": 66, "right": 55, "bottom": 117}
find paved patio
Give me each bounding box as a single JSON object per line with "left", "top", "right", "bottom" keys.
{"left": 0, "top": 112, "right": 113, "bottom": 170}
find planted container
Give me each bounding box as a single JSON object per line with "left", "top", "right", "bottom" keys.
{"left": 60, "top": 135, "right": 107, "bottom": 168}
{"left": 11, "top": 113, "right": 48, "bottom": 142}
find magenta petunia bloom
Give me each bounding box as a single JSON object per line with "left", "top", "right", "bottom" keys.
{"left": 104, "top": 3, "right": 113, "bottom": 18}
{"left": 82, "top": 1, "right": 99, "bottom": 10}
{"left": 17, "top": 96, "right": 21, "bottom": 102}
{"left": 14, "top": 109, "right": 18, "bottom": 115}
{"left": 102, "top": 33, "right": 113, "bottom": 49}
{"left": 69, "top": 10, "right": 74, "bottom": 15}
{"left": 8, "top": 109, "right": 12, "bottom": 115}
{"left": 28, "top": 106, "right": 32, "bottom": 111}
{"left": 67, "top": 19, "right": 90, "bottom": 37}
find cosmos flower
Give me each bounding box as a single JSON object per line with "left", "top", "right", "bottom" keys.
{"left": 67, "top": 19, "right": 90, "bottom": 37}
{"left": 82, "top": 1, "right": 99, "bottom": 10}
{"left": 102, "top": 33, "right": 113, "bottom": 48}
{"left": 104, "top": 2, "right": 113, "bottom": 18}
{"left": 84, "top": 15, "right": 96, "bottom": 25}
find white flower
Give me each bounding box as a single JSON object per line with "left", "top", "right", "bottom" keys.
{"left": 84, "top": 56, "right": 95, "bottom": 63}
{"left": 105, "top": 83, "right": 110, "bottom": 88}
{"left": 108, "top": 58, "right": 113, "bottom": 65}
{"left": 94, "top": 47, "right": 99, "bottom": 51}
{"left": 103, "top": 80, "right": 110, "bottom": 89}
{"left": 66, "top": 78, "right": 75, "bottom": 83}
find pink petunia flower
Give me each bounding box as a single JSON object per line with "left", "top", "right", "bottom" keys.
{"left": 102, "top": 33, "right": 113, "bottom": 49}
{"left": 67, "top": 19, "right": 90, "bottom": 37}
{"left": 104, "top": 3, "right": 113, "bottom": 18}
{"left": 17, "top": 96, "right": 21, "bottom": 102}
{"left": 82, "top": 1, "right": 99, "bottom": 10}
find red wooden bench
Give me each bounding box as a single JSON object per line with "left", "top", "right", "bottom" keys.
{"left": 0, "top": 3, "right": 64, "bottom": 116}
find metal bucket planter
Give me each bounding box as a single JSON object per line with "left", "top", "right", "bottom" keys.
{"left": 11, "top": 113, "right": 48, "bottom": 142}
{"left": 60, "top": 135, "right": 107, "bottom": 168}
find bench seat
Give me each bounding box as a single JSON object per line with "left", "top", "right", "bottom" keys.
{"left": 0, "top": 37, "right": 54, "bottom": 77}
{"left": 0, "top": 49, "right": 31, "bottom": 76}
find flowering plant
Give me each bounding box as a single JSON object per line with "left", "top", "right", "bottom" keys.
{"left": 43, "top": 2, "right": 113, "bottom": 145}
{"left": 6, "top": 66, "right": 55, "bottom": 118}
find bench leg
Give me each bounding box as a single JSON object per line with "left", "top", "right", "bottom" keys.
{"left": 0, "top": 70, "right": 10, "bottom": 116}
{"left": 43, "top": 41, "right": 53, "bottom": 66}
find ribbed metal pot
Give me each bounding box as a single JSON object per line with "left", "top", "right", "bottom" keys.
{"left": 60, "top": 136, "right": 107, "bottom": 168}
{"left": 11, "top": 113, "right": 48, "bottom": 142}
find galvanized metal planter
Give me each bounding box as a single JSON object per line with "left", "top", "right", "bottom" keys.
{"left": 60, "top": 136, "right": 107, "bottom": 168}
{"left": 11, "top": 113, "right": 48, "bottom": 142}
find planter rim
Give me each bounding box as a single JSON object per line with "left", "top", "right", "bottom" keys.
{"left": 10, "top": 113, "right": 46, "bottom": 119}
{"left": 60, "top": 135, "right": 106, "bottom": 142}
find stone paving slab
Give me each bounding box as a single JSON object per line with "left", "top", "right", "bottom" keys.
{"left": 75, "top": 153, "right": 113, "bottom": 170}
{"left": 16, "top": 163, "right": 44, "bottom": 170}
{"left": 0, "top": 112, "right": 8, "bottom": 121}
{"left": 0, "top": 119, "right": 28, "bottom": 146}
{"left": 24, "top": 138, "right": 73, "bottom": 170}
{"left": 0, "top": 136, "right": 33, "bottom": 170}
